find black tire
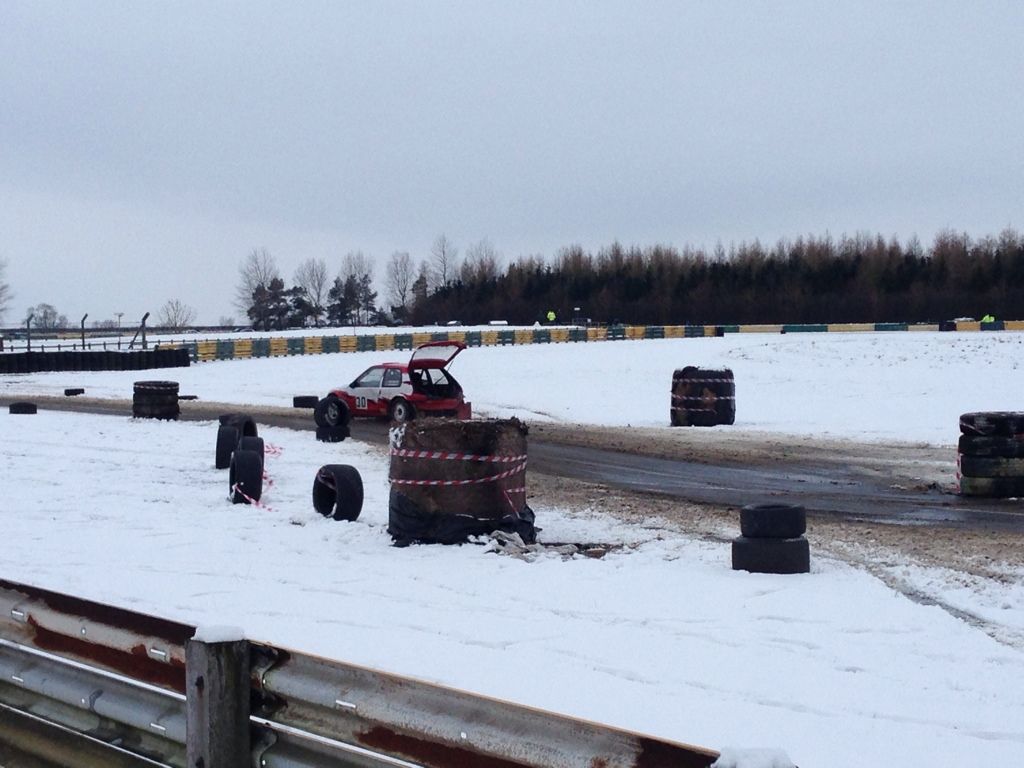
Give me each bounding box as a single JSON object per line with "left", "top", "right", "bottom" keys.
{"left": 740, "top": 503, "right": 806, "bottom": 538}
{"left": 958, "top": 455, "right": 1024, "bottom": 479}
{"left": 388, "top": 398, "right": 416, "bottom": 423}
{"left": 216, "top": 425, "right": 240, "bottom": 469}
{"left": 669, "top": 408, "right": 684, "bottom": 427}
{"left": 315, "top": 425, "right": 350, "bottom": 443}
{"left": 133, "top": 380, "right": 179, "bottom": 394}
{"left": 220, "top": 413, "right": 258, "bottom": 439}
{"left": 178, "top": 394, "right": 198, "bottom": 401}
{"left": 238, "top": 436, "right": 265, "bottom": 465}
{"left": 9, "top": 402, "right": 37, "bottom": 415}
{"left": 64, "top": 388, "right": 85, "bottom": 397}
{"left": 958, "top": 476, "right": 1024, "bottom": 498}
{"left": 293, "top": 395, "right": 319, "bottom": 409}
{"left": 732, "top": 536, "right": 810, "bottom": 574}
{"left": 314, "top": 396, "right": 350, "bottom": 428}
{"left": 957, "top": 434, "right": 1024, "bottom": 458}
{"left": 959, "top": 412, "right": 1024, "bottom": 437}
{"left": 312, "top": 464, "right": 363, "bottom": 521}
{"left": 229, "top": 449, "right": 263, "bottom": 504}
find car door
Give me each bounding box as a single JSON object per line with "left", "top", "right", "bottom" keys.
{"left": 348, "top": 366, "right": 386, "bottom": 416}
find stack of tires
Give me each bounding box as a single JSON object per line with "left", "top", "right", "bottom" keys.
{"left": 732, "top": 503, "right": 810, "bottom": 574}
{"left": 132, "top": 381, "right": 179, "bottom": 420}
{"left": 958, "top": 412, "right": 1024, "bottom": 498}
{"left": 215, "top": 413, "right": 264, "bottom": 504}
{"left": 670, "top": 367, "right": 736, "bottom": 427}
{"left": 313, "top": 396, "right": 351, "bottom": 442}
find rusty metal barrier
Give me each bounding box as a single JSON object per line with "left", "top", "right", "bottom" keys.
{"left": 0, "top": 579, "right": 720, "bottom": 768}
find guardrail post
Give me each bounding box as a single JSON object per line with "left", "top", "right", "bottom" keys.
{"left": 186, "top": 633, "right": 250, "bottom": 768}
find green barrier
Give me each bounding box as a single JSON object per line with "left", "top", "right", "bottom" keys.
{"left": 497, "top": 330, "right": 516, "bottom": 345}
{"left": 431, "top": 332, "right": 449, "bottom": 342}
{"left": 287, "top": 337, "right": 305, "bottom": 355}
{"left": 184, "top": 342, "right": 199, "bottom": 362}
{"left": 357, "top": 335, "right": 377, "bottom": 352}
{"left": 608, "top": 325, "right": 626, "bottom": 340}
{"left": 644, "top": 326, "right": 665, "bottom": 339}
{"left": 320, "top": 336, "right": 339, "bottom": 354}
{"left": 393, "top": 333, "right": 413, "bottom": 350}
{"left": 684, "top": 326, "right": 705, "bottom": 337}
{"left": 464, "top": 331, "right": 482, "bottom": 347}
{"left": 533, "top": 329, "right": 551, "bottom": 344}
{"left": 216, "top": 340, "right": 235, "bottom": 360}
{"left": 782, "top": 324, "right": 828, "bottom": 333}
{"left": 874, "top": 322, "right": 908, "bottom": 332}
{"left": 719, "top": 325, "right": 739, "bottom": 334}
{"left": 569, "top": 328, "right": 588, "bottom": 342}
{"left": 250, "top": 338, "right": 269, "bottom": 357}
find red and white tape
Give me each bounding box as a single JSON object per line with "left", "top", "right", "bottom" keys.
{"left": 389, "top": 461, "right": 527, "bottom": 487}
{"left": 390, "top": 449, "right": 527, "bottom": 464}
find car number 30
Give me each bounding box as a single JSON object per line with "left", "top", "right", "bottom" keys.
{"left": 355, "top": 396, "right": 368, "bottom": 410}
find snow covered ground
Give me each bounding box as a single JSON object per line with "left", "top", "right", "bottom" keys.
{"left": 2, "top": 331, "right": 1024, "bottom": 766}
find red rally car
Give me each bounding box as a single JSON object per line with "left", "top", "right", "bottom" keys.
{"left": 317, "top": 341, "right": 472, "bottom": 425}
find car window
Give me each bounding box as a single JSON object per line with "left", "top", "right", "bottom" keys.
{"left": 382, "top": 368, "right": 402, "bottom": 387}
{"left": 354, "top": 367, "right": 384, "bottom": 388}
{"left": 431, "top": 369, "right": 450, "bottom": 385}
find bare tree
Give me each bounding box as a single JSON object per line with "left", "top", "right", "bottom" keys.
{"left": 461, "top": 238, "right": 501, "bottom": 283}
{"left": 235, "top": 247, "right": 281, "bottom": 315}
{"left": 339, "top": 251, "right": 376, "bottom": 324}
{"left": 157, "top": 299, "right": 197, "bottom": 329}
{"left": 218, "top": 315, "right": 235, "bottom": 327}
{"left": 0, "top": 258, "right": 11, "bottom": 323}
{"left": 385, "top": 251, "right": 414, "bottom": 314}
{"left": 26, "top": 303, "right": 68, "bottom": 329}
{"left": 430, "top": 234, "right": 458, "bottom": 288}
{"left": 340, "top": 250, "right": 374, "bottom": 282}
{"left": 294, "top": 257, "right": 330, "bottom": 326}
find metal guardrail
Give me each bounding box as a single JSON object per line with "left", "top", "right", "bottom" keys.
{"left": 0, "top": 579, "right": 720, "bottom": 768}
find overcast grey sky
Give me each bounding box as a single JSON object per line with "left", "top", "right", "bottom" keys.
{"left": 2, "top": 1, "right": 1022, "bottom": 324}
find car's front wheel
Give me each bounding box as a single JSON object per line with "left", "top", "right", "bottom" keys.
{"left": 315, "top": 396, "right": 351, "bottom": 428}
{"left": 389, "top": 398, "right": 416, "bottom": 423}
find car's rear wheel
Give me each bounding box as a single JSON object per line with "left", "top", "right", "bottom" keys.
{"left": 389, "top": 398, "right": 416, "bottom": 423}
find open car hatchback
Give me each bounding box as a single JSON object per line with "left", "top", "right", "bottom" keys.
{"left": 322, "top": 341, "right": 471, "bottom": 423}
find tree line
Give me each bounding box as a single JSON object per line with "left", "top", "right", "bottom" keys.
{"left": 408, "top": 229, "right": 1024, "bottom": 326}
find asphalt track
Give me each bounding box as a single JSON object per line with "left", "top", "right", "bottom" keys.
{"left": 4, "top": 396, "right": 1022, "bottom": 532}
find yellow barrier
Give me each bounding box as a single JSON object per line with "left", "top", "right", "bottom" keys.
{"left": 1004, "top": 320, "right": 1024, "bottom": 331}
{"left": 481, "top": 330, "right": 499, "bottom": 346}
{"left": 514, "top": 329, "right": 533, "bottom": 344}
{"left": 908, "top": 324, "right": 940, "bottom": 332}
{"left": 269, "top": 338, "right": 288, "bottom": 356}
{"left": 955, "top": 321, "right": 981, "bottom": 332}
{"left": 550, "top": 328, "right": 569, "bottom": 343}
{"left": 196, "top": 341, "right": 218, "bottom": 361}
{"left": 339, "top": 336, "right": 358, "bottom": 352}
{"left": 663, "top": 326, "right": 686, "bottom": 338}
{"left": 375, "top": 334, "right": 394, "bottom": 351}
{"left": 233, "top": 339, "right": 253, "bottom": 359}
{"left": 737, "top": 324, "right": 783, "bottom": 333}
{"left": 412, "top": 333, "right": 432, "bottom": 347}
{"left": 305, "top": 337, "right": 323, "bottom": 355}
{"left": 625, "top": 325, "right": 645, "bottom": 340}
{"left": 587, "top": 327, "right": 607, "bottom": 341}
{"left": 447, "top": 331, "right": 466, "bottom": 344}
{"left": 828, "top": 323, "right": 874, "bottom": 332}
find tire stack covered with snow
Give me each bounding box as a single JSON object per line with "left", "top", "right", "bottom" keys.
{"left": 732, "top": 503, "right": 810, "bottom": 574}
{"left": 387, "top": 418, "right": 536, "bottom": 546}
{"left": 132, "top": 380, "right": 179, "bottom": 420}
{"left": 215, "top": 413, "right": 263, "bottom": 504}
{"left": 670, "top": 367, "right": 735, "bottom": 427}
{"left": 958, "top": 412, "right": 1024, "bottom": 498}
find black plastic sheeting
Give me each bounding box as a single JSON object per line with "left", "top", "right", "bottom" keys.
{"left": 388, "top": 490, "right": 538, "bottom": 547}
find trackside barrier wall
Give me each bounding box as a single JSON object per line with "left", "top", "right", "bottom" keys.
{"left": 14, "top": 321, "right": 1011, "bottom": 365}
{"left": 0, "top": 579, "right": 720, "bottom": 768}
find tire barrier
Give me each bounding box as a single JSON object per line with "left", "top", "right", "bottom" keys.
{"left": 238, "top": 435, "right": 265, "bottom": 467}
{"left": 670, "top": 367, "right": 736, "bottom": 427}
{"left": 63, "top": 388, "right": 85, "bottom": 397}
{"left": 229, "top": 449, "right": 263, "bottom": 504}
{"left": 316, "top": 425, "right": 350, "bottom": 443}
{"left": 132, "top": 380, "right": 180, "bottom": 420}
{"left": 215, "top": 414, "right": 259, "bottom": 469}
{"left": 958, "top": 412, "right": 1024, "bottom": 498}
{"left": 387, "top": 418, "right": 536, "bottom": 546}
{"left": 314, "top": 397, "right": 351, "bottom": 429}
{"left": 293, "top": 395, "right": 319, "bottom": 408}
{"left": 0, "top": 347, "right": 190, "bottom": 374}
{"left": 312, "top": 464, "right": 364, "bottom": 521}
{"left": 732, "top": 503, "right": 810, "bottom": 574}
{"left": 8, "top": 402, "right": 37, "bottom": 415}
